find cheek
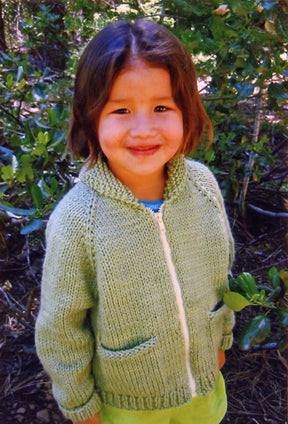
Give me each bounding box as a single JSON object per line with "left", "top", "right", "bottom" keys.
{"left": 168, "top": 116, "right": 184, "bottom": 141}
{"left": 98, "top": 121, "right": 115, "bottom": 149}
{"left": 98, "top": 118, "right": 127, "bottom": 142}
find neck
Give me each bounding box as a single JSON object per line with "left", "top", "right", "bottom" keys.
{"left": 131, "top": 178, "right": 166, "bottom": 201}
{"left": 110, "top": 167, "right": 166, "bottom": 201}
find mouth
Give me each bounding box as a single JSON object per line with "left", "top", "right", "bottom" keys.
{"left": 128, "top": 145, "right": 161, "bottom": 156}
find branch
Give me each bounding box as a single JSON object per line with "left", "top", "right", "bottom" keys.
{"left": 271, "top": 136, "right": 288, "bottom": 155}
{"left": 0, "top": 288, "right": 34, "bottom": 330}
{"left": 0, "top": 105, "right": 24, "bottom": 128}
{"left": 239, "top": 89, "right": 263, "bottom": 218}
{"left": 248, "top": 204, "right": 288, "bottom": 219}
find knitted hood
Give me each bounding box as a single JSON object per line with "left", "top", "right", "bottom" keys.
{"left": 79, "top": 154, "right": 188, "bottom": 204}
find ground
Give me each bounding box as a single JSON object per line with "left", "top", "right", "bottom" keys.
{"left": 0, "top": 189, "right": 287, "bottom": 424}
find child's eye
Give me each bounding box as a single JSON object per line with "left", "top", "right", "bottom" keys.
{"left": 154, "top": 105, "right": 168, "bottom": 112}
{"left": 113, "top": 108, "right": 130, "bottom": 114}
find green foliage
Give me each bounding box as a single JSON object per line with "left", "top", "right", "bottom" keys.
{"left": 168, "top": 0, "right": 288, "bottom": 200}
{"left": 1, "top": 0, "right": 287, "bottom": 231}
{"left": 224, "top": 268, "right": 288, "bottom": 351}
{"left": 0, "top": 50, "right": 74, "bottom": 234}
{"left": 239, "top": 315, "right": 272, "bottom": 351}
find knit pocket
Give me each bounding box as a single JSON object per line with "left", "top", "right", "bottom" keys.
{"left": 96, "top": 336, "right": 165, "bottom": 397}
{"left": 208, "top": 304, "right": 231, "bottom": 354}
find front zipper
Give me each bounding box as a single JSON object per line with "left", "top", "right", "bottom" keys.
{"left": 150, "top": 206, "right": 197, "bottom": 397}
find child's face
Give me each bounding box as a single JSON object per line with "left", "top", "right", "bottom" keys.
{"left": 97, "top": 59, "right": 183, "bottom": 197}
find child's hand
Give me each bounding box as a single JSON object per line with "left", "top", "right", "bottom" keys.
{"left": 73, "top": 412, "right": 101, "bottom": 424}
{"left": 218, "top": 350, "right": 225, "bottom": 369}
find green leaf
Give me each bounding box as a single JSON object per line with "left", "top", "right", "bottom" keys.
{"left": 16, "top": 157, "right": 34, "bottom": 182}
{"left": 6, "top": 73, "right": 14, "bottom": 89}
{"left": 37, "top": 131, "right": 49, "bottom": 145}
{"left": 210, "top": 15, "right": 239, "bottom": 41}
{"left": 275, "top": 5, "right": 288, "bottom": 41}
{"left": 271, "top": 274, "right": 280, "bottom": 289}
{"left": 268, "top": 83, "right": 288, "bottom": 99}
{"left": 223, "top": 291, "right": 253, "bottom": 311}
{"left": 48, "top": 130, "right": 65, "bottom": 149}
{"left": 0, "top": 203, "right": 37, "bottom": 216}
{"left": 31, "top": 185, "right": 44, "bottom": 210}
{"left": 268, "top": 266, "right": 278, "bottom": 281}
{"left": 237, "top": 272, "right": 257, "bottom": 298}
{"left": 0, "top": 146, "right": 13, "bottom": 160}
{"left": 25, "top": 16, "right": 33, "bottom": 26}
{"left": 16, "top": 65, "right": 24, "bottom": 83}
{"left": 229, "top": 0, "right": 250, "bottom": 16}
{"left": 50, "top": 177, "right": 58, "bottom": 193}
{"left": 236, "top": 83, "right": 254, "bottom": 99}
{"left": 33, "top": 85, "right": 48, "bottom": 101}
{"left": 279, "top": 271, "right": 288, "bottom": 293}
{"left": 16, "top": 78, "right": 26, "bottom": 90}
{"left": 267, "top": 286, "right": 282, "bottom": 303}
{"left": 277, "top": 309, "right": 288, "bottom": 327}
{"left": 47, "top": 108, "right": 58, "bottom": 126}
{"left": 204, "top": 148, "right": 215, "bottom": 163}
{"left": 1, "top": 165, "right": 14, "bottom": 180}
{"left": 278, "top": 335, "right": 288, "bottom": 352}
{"left": 38, "top": 180, "right": 51, "bottom": 198}
{"left": 238, "top": 315, "right": 271, "bottom": 350}
{"left": 228, "top": 274, "right": 239, "bottom": 291}
{"left": 32, "top": 144, "right": 48, "bottom": 157}
{"left": 24, "top": 122, "right": 36, "bottom": 146}
{"left": 20, "top": 218, "right": 43, "bottom": 235}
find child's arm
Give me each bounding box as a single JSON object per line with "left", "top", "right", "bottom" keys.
{"left": 74, "top": 412, "right": 101, "bottom": 424}
{"left": 35, "top": 200, "right": 101, "bottom": 422}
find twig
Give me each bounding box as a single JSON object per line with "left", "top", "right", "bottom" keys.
{"left": 248, "top": 204, "right": 288, "bottom": 219}
{"left": 26, "top": 286, "right": 39, "bottom": 321}
{"left": 277, "top": 350, "right": 288, "bottom": 370}
{"left": 0, "top": 105, "right": 25, "bottom": 128}
{"left": 272, "top": 136, "right": 288, "bottom": 155}
{"left": 159, "top": 3, "right": 165, "bottom": 23}
{"left": 239, "top": 89, "right": 263, "bottom": 218}
{"left": 0, "top": 288, "right": 34, "bottom": 330}
{"left": 135, "top": 0, "right": 146, "bottom": 13}
{"left": 24, "top": 235, "right": 40, "bottom": 285}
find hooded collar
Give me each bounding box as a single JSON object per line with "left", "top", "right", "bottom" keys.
{"left": 80, "top": 154, "right": 188, "bottom": 205}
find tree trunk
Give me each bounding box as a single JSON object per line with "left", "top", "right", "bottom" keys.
{"left": 0, "top": 0, "right": 7, "bottom": 52}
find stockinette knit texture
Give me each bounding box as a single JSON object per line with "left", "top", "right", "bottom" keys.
{"left": 35, "top": 154, "right": 235, "bottom": 422}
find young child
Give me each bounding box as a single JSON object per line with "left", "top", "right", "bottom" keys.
{"left": 35, "top": 19, "right": 235, "bottom": 424}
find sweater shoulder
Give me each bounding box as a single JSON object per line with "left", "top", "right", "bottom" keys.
{"left": 46, "top": 181, "right": 97, "bottom": 239}
{"left": 185, "top": 159, "right": 222, "bottom": 202}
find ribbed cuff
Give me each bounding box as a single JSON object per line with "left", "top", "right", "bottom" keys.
{"left": 220, "top": 333, "right": 233, "bottom": 350}
{"left": 59, "top": 390, "right": 102, "bottom": 422}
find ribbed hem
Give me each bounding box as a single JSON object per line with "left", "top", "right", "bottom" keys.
{"left": 101, "top": 386, "right": 193, "bottom": 411}
{"left": 59, "top": 391, "right": 102, "bottom": 422}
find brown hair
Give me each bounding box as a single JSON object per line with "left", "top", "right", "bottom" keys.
{"left": 68, "top": 19, "right": 213, "bottom": 166}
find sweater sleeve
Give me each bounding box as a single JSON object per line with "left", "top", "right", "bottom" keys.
{"left": 35, "top": 195, "right": 101, "bottom": 422}
{"left": 213, "top": 173, "right": 235, "bottom": 351}
{"left": 187, "top": 160, "right": 235, "bottom": 350}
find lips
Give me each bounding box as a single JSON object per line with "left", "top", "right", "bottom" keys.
{"left": 128, "top": 145, "right": 161, "bottom": 156}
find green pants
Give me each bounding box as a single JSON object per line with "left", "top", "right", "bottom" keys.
{"left": 100, "top": 372, "right": 227, "bottom": 424}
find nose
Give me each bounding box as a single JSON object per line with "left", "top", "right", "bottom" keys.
{"left": 129, "top": 113, "right": 157, "bottom": 138}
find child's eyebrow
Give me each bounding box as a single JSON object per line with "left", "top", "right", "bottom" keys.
{"left": 108, "top": 96, "right": 174, "bottom": 103}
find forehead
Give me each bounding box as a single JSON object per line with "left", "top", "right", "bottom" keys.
{"left": 109, "top": 59, "right": 173, "bottom": 99}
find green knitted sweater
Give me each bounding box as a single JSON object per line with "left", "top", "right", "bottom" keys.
{"left": 35, "top": 155, "right": 235, "bottom": 422}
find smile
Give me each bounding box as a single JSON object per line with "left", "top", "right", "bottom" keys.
{"left": 128, "top": 145, "right": 161, "bottom": 156}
